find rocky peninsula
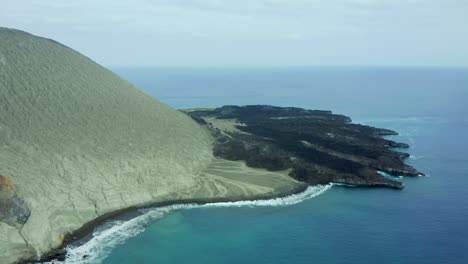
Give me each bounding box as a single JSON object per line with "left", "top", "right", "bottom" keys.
{"left": 186, "top": 105, "right": 422, "bottom": 190}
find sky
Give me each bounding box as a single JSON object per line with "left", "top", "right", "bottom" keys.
{"left": 2, "top": 0, "right": 468, "bottom": 67}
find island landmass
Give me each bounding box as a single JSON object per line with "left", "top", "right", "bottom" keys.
{"left": 0, "top": 28, "right": 422, "bottom": 264}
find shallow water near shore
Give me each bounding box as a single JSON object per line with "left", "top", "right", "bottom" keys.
{"left": 50, "top": 185, "right": 330, "bottom": 264}
{"left": 52, "top": 67, "right": 468, "bottom": 264}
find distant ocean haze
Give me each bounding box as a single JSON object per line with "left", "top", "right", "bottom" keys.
{"left": 113, "top": 66, "right": 468, "bottom": 119}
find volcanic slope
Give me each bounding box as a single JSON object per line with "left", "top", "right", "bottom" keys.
{"left": 0, "top": 28, "right": 302, "bottom": 263}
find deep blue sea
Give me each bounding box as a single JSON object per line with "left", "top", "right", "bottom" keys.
{"left": 60, "top": 67, "right": 468, "bottom": 264}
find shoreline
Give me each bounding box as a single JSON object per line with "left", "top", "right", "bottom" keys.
{"left": 22, "top": 181, "right": 406, "bottom": 263}
{"left": 26, "top": 183, "right": 309, "bottom": 263}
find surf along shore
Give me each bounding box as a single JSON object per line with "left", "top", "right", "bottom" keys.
{"left": 31, "top": 182, "right": 310, "bottom": 263}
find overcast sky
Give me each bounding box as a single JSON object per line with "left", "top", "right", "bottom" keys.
{"left": 2, "top": 0, "right": 468, "bottom": 67}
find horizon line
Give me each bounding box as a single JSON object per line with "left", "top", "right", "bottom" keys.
{"left": 108, "top": 64, "right": 468, "bottom": 70}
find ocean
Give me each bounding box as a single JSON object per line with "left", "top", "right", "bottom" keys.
{"left": 53, "top": 67, "right": 468, "bottom": 264}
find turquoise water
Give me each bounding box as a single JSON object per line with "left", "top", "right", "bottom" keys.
{"left": 70, "top": 67, "right": 468, "bottom": 263}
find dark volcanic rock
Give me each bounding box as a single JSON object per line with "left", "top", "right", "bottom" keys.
{"left": 187, "top": 105, "right": 423, "bottom": 190}
{"left": 0, "top": 175, "right": 31, "bottom": 227}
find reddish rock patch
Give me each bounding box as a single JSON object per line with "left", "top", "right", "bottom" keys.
{"left": 0, "top": 175, "right": 30, "bottom": 226}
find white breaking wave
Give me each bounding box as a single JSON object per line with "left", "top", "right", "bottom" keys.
{"left": 410, "top": 155, "right": 424, "bottom": 160}
{"left": 356, "top": 116, "right": 437, "bottom": 125}
{"left": 42, "top": 184, "right": 332, "bottom": 264}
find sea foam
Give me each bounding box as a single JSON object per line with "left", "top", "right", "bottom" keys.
{"left": 42, "top": 184, "right": 332, "bottom": 264}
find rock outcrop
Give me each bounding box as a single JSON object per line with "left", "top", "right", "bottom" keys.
{"left": 0, "top": 176, "right": 30, "bottom": 228}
